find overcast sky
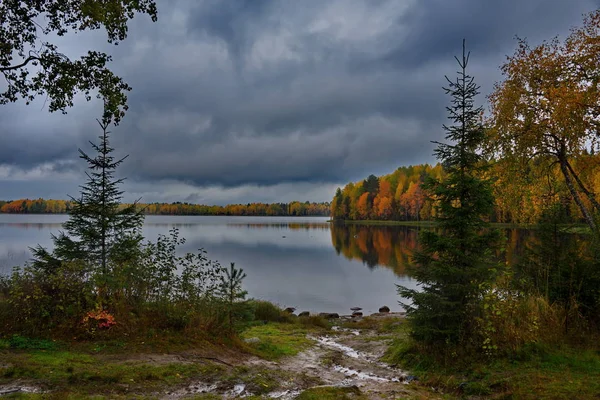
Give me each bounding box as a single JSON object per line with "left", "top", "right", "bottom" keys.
{"left": 1, "top": 0, "right": 598, "bottom": 205}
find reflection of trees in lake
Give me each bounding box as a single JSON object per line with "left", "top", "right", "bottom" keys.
{"left": 226, "top": 223, "right": 330, "bottom": 230}
{"left": 330, "top": 224, "right": 420, "bottom": 275}
{"left": 0, "top": 223, "right": 64, "bottom": 230}
{"left": 330, "top": 224, "right": 552, "bottom": 276}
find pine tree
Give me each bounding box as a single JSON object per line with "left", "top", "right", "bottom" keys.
{"left": 398, "top": 41, "right": 501, "bottom": 345}
{"left": 32, "top": 119, "right": 145, "bottom": 284}
{"left": 219, "top": 262, "right": 248, "bottom": 334}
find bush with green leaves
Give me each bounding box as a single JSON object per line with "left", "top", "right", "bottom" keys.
{"left": 1, "top": 261, "right": 94, "bottom": 336}
{"left": 515, "top": 202, "right": 600, "bottom": 328}
{"left": 138, "top": 228, "right": 227, "bottom": 304}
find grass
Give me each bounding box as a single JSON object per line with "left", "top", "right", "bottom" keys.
{"left": 296, "top": 386, "right": 368, "bottom": 399}
{"left": 385, "top": 338, "right": 600, "bottom": 399}
{"left": 240, "top": 322, "right": 321, "bottom": 360}
{"left": 0, "top": 326, "right": 320, "bottom": 398}
{"left": 0, "top": 336, "right": 59, "bottom": 351}
{"left": 338, "top": 315, "right": 406, "bottom": 334}
{"left": 0, "top": 347, "right": 224, "bottom": 397}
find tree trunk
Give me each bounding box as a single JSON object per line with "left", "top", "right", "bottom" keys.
{"left": 559, "top": 159, "right": 597, "bottom": 233}
{"left": 565, "top": 159, "right": 600, "bottom": 212}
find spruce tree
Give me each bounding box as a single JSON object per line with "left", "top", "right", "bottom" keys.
{"left": 398, "top": 41, "right": 501, "bottom": 345}
{"left": 32, "top": 119, "right": 145, "bottom": 284}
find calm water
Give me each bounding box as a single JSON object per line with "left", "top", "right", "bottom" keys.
{"left": 0, "top": 215, "right": 536, "bottom": 315}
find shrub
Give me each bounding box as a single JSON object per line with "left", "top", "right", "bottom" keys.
{"left": 477, "top": 285, "right": 567, "bottom": 356}
{"left": 249, "top": 300, "right": 291, "bottom": 323}
{"left": 2, "top": 261, "right": 94, "bottom": 336}
{"left": 298, "top": 315, "right": 329, "bottom": 329}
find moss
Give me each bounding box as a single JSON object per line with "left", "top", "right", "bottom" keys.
{"left": 296, "top": 386, "right": 367, "bottom": 400}
{"left": 0, "top": 348, "right": 224, "bottom": 397}
{"left": 384, "top": 334, "right": 600, "bottom": 399}
{"left": 240, "top": 323, "right": 318, "bottom": 360}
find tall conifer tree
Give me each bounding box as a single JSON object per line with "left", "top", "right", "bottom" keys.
{"left": 32, "top": 119, "right": 144, "bottom": 283}
{"left": 398, "top": 41, "right": 501, "bottom": 345}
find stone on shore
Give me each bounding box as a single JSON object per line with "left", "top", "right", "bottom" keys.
{"left": 318, "top": 312, "right": 340, "bottom": 319}
{"left": 379, "top": 306, "right": 390, "bottom": 313}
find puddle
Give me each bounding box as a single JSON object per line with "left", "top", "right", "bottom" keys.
{"left": 314, "top": 336, "right": 363, "bottom": 359}
{"left": 332, "top": 365, "right": 401, "bottom": 383}
{"left": 230, "top": 383, "right": 246, "bottom": 396}
{"left": 331, "top": 326, "right": 360, "bottom": 336}
{"left": 267, "top": 389, "right": 302, "bottom": 399}
{"left": 0, "top": 386, "right": 44, "bottom": 395}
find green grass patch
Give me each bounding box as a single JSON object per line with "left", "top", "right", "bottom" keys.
{"left": 339, "top": 315, "right": 406, "bottom": 334}
{"left": 2, "top": 335, "right": 60, "bottom": 350}
{"left": 0, "top": 348, "right": 224, "bottom": 397}
{"left": 385, "top": 337, "right": 600, "bottom": 399}
{"left": 240, "top": 323, "right": 318, "bottom": 360}
{"left": 296, "top": 386, "right": 367, "bottom": 399}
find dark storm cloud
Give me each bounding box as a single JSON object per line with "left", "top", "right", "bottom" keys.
{"left": 0, "top": 0, "right": 598, "bottom": 202}
{"left": 384, "top": 0, "right": 596, "bottom": 67}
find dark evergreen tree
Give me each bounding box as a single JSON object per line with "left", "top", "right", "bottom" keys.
{"left": 32, "top": 119, "right": 145, "bottom": 284}
{"left": 398, "top": 41, "right": 501, "bottom": 345}
{"left": 363, "top": 174, "right": 380, "bottom": 195}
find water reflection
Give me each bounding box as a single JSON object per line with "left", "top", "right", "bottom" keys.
{"left": 330, "top": 223, "right": 543, "bottom": 276}
{"left": 330, "top": 224, "right": 419, "bottom": 275}
{"left": 0, "top": 215, "right": 563, "bottom": 314}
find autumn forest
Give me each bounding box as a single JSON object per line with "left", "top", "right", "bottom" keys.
{"left": 330, "top": 155, "right": 600, "bottom": 224}
{"left": 0, "top": 199, "right": 330, "bottom": 216}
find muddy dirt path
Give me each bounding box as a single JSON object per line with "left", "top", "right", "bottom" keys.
{"left": 166, "top": 319, "right": 436, "bottom": 399}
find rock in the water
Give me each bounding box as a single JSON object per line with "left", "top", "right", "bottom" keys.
{"left": 298, "top": 311, "right": 310, "bottom": 317}
{"left": 379, "top": 306, "right": 390, "bottom": 313}
{"left": 244, "top": 337, "right": 261, "bottom": 344}
{"left": 318, "top": 312, "right": 340, "bottom": 319}
{"left": 352, "top": 311, "right": 363, "bottom": 317}
{"left": 350, "top": 307, "right": 362, "bottom": 312}
{"left": 284, "top": 307, "right": 296, "bottom": 314}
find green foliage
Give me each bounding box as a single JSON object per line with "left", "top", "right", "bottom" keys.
{"left": 5, "top": 335, "right": 58, "bottom": 350}
{"left": 515, "top": 203, "right": 600, "bottom": 325}
{"left": 138, "top": 228, "right": 225, "bottom": 304}
{"left": 1, "top": 261, "right": 94, "bottom": 336}
{"left": 0, "top": 126, "right": 250, "bottom": 338}
{"left": 249, "top": 300, "right": 291, "bottom": 323}
{"left": 298, "top": 315, "right": 329, "bottom": 329}
{"left": 0, "top": 1, "right": 157, "bottom": 123}
{"left": 30, "top": 120, "right": 145, "bottom": 298}
{"left": 218, "top": 263, "right": 249, "bottom": 333}
{"left": 398, "top": 41, "right": 502, "bottom": 347}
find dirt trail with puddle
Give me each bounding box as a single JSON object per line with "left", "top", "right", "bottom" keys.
{"left": 165, "top": 319, "right": 437, "bottom": 399}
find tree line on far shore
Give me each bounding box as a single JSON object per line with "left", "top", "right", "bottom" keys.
{"left": 0, "top": 198, "right": 330, "bottom": 217}
{"left": 331, "top": 155, "right": 600, "bottom": 225}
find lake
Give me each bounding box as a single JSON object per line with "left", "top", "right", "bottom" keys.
{"left": 0, "top": 215, "right": 535, "bottom": 315}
